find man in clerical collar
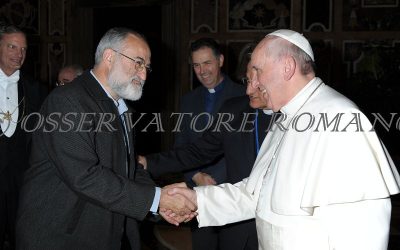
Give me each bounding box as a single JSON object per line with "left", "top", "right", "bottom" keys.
{"left": 175, "top": 37, "right": 245, "bottom": 250}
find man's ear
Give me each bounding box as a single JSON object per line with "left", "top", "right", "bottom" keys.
{"left": 103, "top": 49, "right": 114, "bottom": 64}
{"left": 283, "top": 56, "right": 296, "bottom": 80}
{"left": 218, "top": 54, "right": 224, "bottom": 67}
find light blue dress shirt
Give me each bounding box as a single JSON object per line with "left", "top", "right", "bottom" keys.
{"left": 90, "top": 70, "right": 160, "bottom": 213}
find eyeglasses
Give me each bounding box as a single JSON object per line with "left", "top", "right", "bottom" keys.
{"left": 241, "top": 77, "right": 251, "bottom": 85}
{"left": 111, "top": 49, "right": 152, "bottom": 74}
{"left": 55, "top": 80, "right": 71, "bottom": 86}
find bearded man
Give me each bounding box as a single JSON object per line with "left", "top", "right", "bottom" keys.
{"left": 16, "top": 27, "right": 196, "bottom": 250}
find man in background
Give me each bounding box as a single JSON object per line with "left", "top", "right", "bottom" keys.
{"left": 173, "top": 37, "right": 245, "bottom": 250}
{"left": 16, "top": 27, "right": 194, "bottom": 250}
{"left": 56, "top": 64, "right": 83, "bottom": 86}
{"left": 0, "top": 23, "right": 47, "bottom": 250}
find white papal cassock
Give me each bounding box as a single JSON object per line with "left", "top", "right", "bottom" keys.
{"left": 194, "top": 77, "right": 400, "bottom": 250}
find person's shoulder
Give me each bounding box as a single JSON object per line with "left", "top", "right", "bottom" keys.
{"left": 223, "top": 95, "right": 249, "bottom": 106}
{"left": 19, "top": 73, "right": 46, "bottom": 91}
{"left": 224, "top": 77, "right": 246, "bottom": 93}
{"left": 181, "top": 85, "right": 204, "bottom": 100}
{"left": 48, "top": 74, "right": 90, "bottom": 102}
{"left": 219, "top": 95, "right": 250, "bottom": 112}
{"left": 313, "top": 84, "right": 359, "bottom": 112}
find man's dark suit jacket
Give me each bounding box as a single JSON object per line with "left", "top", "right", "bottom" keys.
{"left": 16, "top": 71, "right": 155, "bottom": 250}
{"left": 176, "top": 76, "right": 245, "bottom": 186}
{"left": 0, "top": 73, "right": 46, "bottom": 247}
{"left": 147, "top": 95, "right": 275, "bottom": 250}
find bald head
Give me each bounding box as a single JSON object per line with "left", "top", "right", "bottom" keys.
{"left": 57, "top": 64, "right": 83, "bottom": 86}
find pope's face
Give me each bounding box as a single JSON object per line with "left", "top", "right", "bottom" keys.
{"left": 191, "top": 47, "right": 223, "bottom": 89}
{"left": 249, "top": 39, "right": 283, "bottom": 112}
{"left": 0, "top": 32, "right": 27, "bottom": 76}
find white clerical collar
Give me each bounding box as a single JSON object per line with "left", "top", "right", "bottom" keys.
{"left": 280, "top": 77, "right": 323, "bottom": 115}
{"left": 262, "top": 109, "right": 274, "bottom": 115}
{"left": 208, "top": 88, "right": 216, "bottom": 93}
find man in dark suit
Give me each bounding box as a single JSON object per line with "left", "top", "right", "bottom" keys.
{"left": 139, "top": 65, "right": 276, "bottom": 249}
{"left": 16, "top": 27, "right": 195, "bottom": 250}
{"left": 0, "top": 23, "right": 47, "bottom": 250}
{"left": 173, "top": 38, "right": 245, "bottom": 250}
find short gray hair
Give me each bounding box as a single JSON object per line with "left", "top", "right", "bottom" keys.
{"left": 265, "top": 36, "right": 316, "bottom": 75}
{"left": 62, "top": 64, "right": 84, "bottom": 76}
{"left": 94, "top": 27, "right": 146, "bottom": 65}
{"left": 0, "top": 22, "right": 25, "bottom": 41}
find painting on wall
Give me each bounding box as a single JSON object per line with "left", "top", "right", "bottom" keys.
{"left": 343, "top": 0, "right": 400, "bottom": 30}
{"left": 362, "top": 0, "right": 398, "bottom": 7}
{"left": 228, "top": 0, "right": 291, "bottom": 31}
{"left": 0, "top": 0, "right": 39, "bottom": 35}
{"left": 343, "top": 40, "right": 400, "bottom": 113}
{"left": 303, "top": 0, "right": 333, "bottom": 32}
{"left": 191, "top": 0, "right": 218, "bottom": 33}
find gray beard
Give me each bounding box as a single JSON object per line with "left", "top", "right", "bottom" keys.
{"left": 108, "top": 72, "right": 144, "bottom": 101}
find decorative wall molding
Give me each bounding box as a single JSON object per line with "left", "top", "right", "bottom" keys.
{"left": 48, "top": 43, "right": 66, "bottom": 87}
{"left": 0, "top": 0, "right": 39, "bottom": 34}
{"left": 47, "top": 0, "right": 65, "bottom": 36}
{"left": 191, "top": 0, "right": 218, "bottom": 33}
{"left": 362, "top": 0, "right": 398, "bottom": 8}
{"left": 303, "top": 0, "right": 332, "bottom": 32}
{"left": 227, "top": 0, "right": 291, "bottom": 32}
{"left": 343, "top": 0, "right": 400, "bottom": 30}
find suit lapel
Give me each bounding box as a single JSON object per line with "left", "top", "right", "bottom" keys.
{"left": 80, "top": 72, "right": 128, "bottom": 177}
{"left": 126, "top": 106, "right": 136, "bottom": 179}
{"left": 18, "top": 78, "right": 26, "bottom": 122}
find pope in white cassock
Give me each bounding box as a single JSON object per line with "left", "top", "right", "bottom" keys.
{"left": 168, "top": 29, "right": 400, "bottom": 250}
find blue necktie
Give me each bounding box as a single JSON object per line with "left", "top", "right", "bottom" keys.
{"left": 119, "top": 113, "right": 130, "bottom": 176}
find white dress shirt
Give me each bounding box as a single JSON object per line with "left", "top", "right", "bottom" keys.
{"left": 0, "top": 69, "right": 20, "bottom": 137}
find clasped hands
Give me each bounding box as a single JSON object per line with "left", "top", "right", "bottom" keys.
{"left": 159, "top": 182, "right": 198, "bottom": 226}
{"left": 138, "top": 156, "right": 198, "bottom": 226}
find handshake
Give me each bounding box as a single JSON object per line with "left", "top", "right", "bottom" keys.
{"left": 139, "top": 155, "right": 199, "bottom": 226}
{"left": 159, "top": 182, "right": 198, "bottom": 226}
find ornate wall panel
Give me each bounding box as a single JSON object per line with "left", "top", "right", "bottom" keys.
{"left": 47, "top": 43, "right": 66, "bottom": 87}
{"left": 47, "top": 0, "right": 65, "bottom": 35}
{"left": 303, "top": 0, "right": 332, "bottom": 31}
{"left": 343, "top": 40, "right": 400, "bottom": 111}
{"left": 343, "top": 0, "right": 400, "bottom": 30}
{"left": 191, "top": 0, "right": 218, "bottom": 33}
{"left": 0, "top": 0, "right": 39, "bottom": 34}
{"left": 228, "top": 0, "right": 291, "bottom": 31}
